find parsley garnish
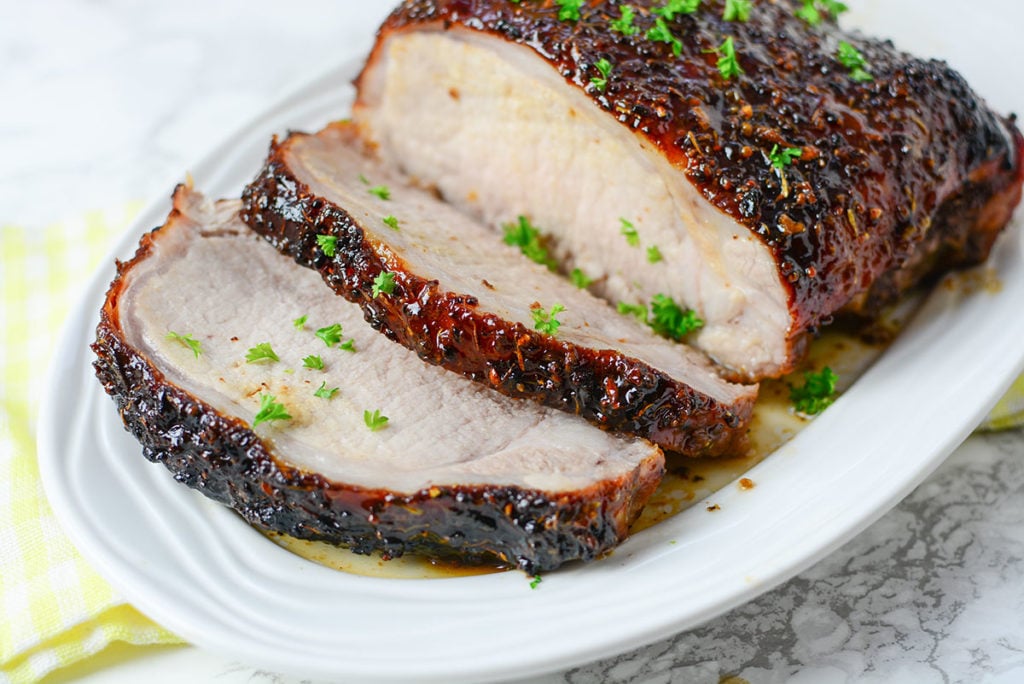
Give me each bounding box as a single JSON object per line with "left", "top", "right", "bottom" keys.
{"left": 714, "top": 37, "right": 743, "bottom": 80}
{"left": 252, "top": 393, "right": 292, "bottom": 429}
{"left": 317, "top": 235, "right": 338, "bottom": 257}
{"left": 314, "top": 382, "right": 340, "bottom": 400}
{"left": 649, "top": 294, "right": 703, "bottom": 341}
{"left": 837, "top": 41, "right": 873, "bottom": 82}
{"left": 723, "top": 0, "right": 752, "bottom": 22}
{"left": 530, "top": 574, "right": 543, "bottom": 589}
{"left": 647, "top": 246, "right": 664, "bottom": 264}
{"left": 531, "top": 303, "right": 566, "bottom": 336}
{"left": 316, "top": 323, "right": 344, "bottom": 348}
{"left": 303, "top": 355, "right": 325, "bottom": 370}
{"left": 503, "top": 216, "right": 557, "bottom": 271}
{"left": 339, "top": 339, "right": 356, "bottom": 352}
{"left": 620, "top": 218, "right": 641, "bottom": 247}
{"left": 358, "top": 173, "right": 370, "bottom": 185}
{"left": 618, "top": 297, "right": 702, "bottom": 340}
{"left": 369, "top": 185, "right": 391, "bottom": 200}
{"left": 364, "top": 409, "right": 390, "bottom": 432}
{"left": 769, "top": 144, "right": 802, "bottom": 170}
{"left": 591, "top": 58, "right": 613, "bottom": 93}
{"left": 789, "top": 367, "right": 838, "bottom": 415}
{"left": 557, "top": 0, "right": 583, "bottom": 21}
{"left": 796, "top": 0, "right": 847, "bottom": 25}
{"left": 570, "top": 268, "right": 594, "bottom": 289}
{"left": 245, "top": 342, "right": 280, "bottom": 364}
{"left": 646, "top": 17, "right": 683, "bottom": 56}
{"left": 610, "top": 5, "right": 640, "bottom": 35}
{"left": 166, "top": 331, "right": 202, "bottom": 358}
{"left": 293, "top": 315, "right": 308, "bottom": 330}
{"left": 617, "top": 302, "right": 648, "bottom": 321}
{"left": 372, "top": 271, "right": 397, "bottom": 297}
{"left": 653, "top": 0, "right": 701, "bottom": 20}
{"left": 382, "top": 215, "right": 400, "bottom": 231}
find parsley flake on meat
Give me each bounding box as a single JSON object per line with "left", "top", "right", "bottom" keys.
{"left": 166, "top": 331, "right": 202, "bottom": 358}
{"left": 790, "top": 367, "right": 838, "bottom": 415}
{"left": 245, "top": 342, "right": 280, "bottom": 364}
{"left": 252, "top": 394, "right": 292, "bottom": 429}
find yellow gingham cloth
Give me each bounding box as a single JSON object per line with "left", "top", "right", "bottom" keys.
{"left": 0, "top": 206, "right": 1022, "bottom": 683}
{"left": 0, "top": 207, "right": 182, "bottom": 684}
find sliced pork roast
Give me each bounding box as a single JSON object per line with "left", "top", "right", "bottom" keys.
{"left": 354, "top": 0, "right": 1024, "bottom": 380}
{"left": 92, "top": 187, "right": 665, "bottom": 572}
{"left": 241, "top": 123, "right": 757, "bottom": 457}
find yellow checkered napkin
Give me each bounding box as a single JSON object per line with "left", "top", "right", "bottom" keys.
{"left": 1, "top": 205, "right": 1023, "bottom": 683}
{"left": 0, "top": 208, "right": 182, "bottom": 684}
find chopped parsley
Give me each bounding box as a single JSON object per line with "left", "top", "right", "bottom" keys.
{"left": 570, "top": 268, "right": 594, "bottom": 290}
{"left": 166, "top": 331, "right": 202, "bottom": 358}
{"left": 358, "top": 173, "right": 370, "bottom": 185}
{"left": 620, "top": 218, "right": 641, "bottom": 247}
{"left": 364, "top": 409, "right": 390, "bottom": 432}
{"left": 617, "top": 301, "right": 648, "bottom": 321}
{"left": 372, "top": 271, "right": 397, "bottom": 298}
{"left": 531, "top": 303, "right": 566, "bottom": 336}
{"left": 796, "top": 0, "right": 847, "bottom": 25}
{"left": 557, "top": 0, "right": 583, "bottom": 21}
{"left": 647, "top": 245, "right": 664, "bottom": 264}
{"left": 293, "top": 315, "right": 308, "bottom": 330}
{"left": 339, "top": 338, "right": 356, "bottom": 352}
{"left": 653, "top": 0, "right": 701, "bottom": 20}
{"left": 317, "top": 234, "right": 338, "bottom": 257}
{"left": 314, "top": 382, "right": 340, "bottom": 400}
{"left": 530, "top": 574, "right": 543, "bottom": 589}
{"left": 590, "top": 58, "right": 613, "bottom": 93}
{"left": 837, "top": 41, "right": 873, "bottom": 82}
{"left": 769, "top": 144, "right": 802, "bottom": 170}
{"left": 503, "top": 216, "right": 557, "bottom": 271}
{"left": 303, "top": 354, "right": 325, "bottom": 370}
{"left": 618, "top": 297, "right": 702, "bottom": 340}
{"left": 382, "top": 215, "right": 400, "bottom": 231}
{"left": 723, "top": 0, "right": 752, "bottom": 22}
{"left": 649, "top": 294, "right": 704, "bottom": 341}
{"left": 790, "top": 367, "right": 839, "bottom": 415}
{"left": 646, "top": 17, "right": 683, "bottom": 57}
{"left": 714, "top": 37, "right": 743, "bottom": 80}
{"left": 316, "top": 323, "right": 344, "bottom": 348}
{"left": 368, "top": 185, "right": 391, "bottom": 200}
{"left": 610, "top": 5, "right": 640, "bottom": 36}
{"left": 245, "top": 342, "right": 280, "bottom": 364}
{"left": 252, "top": 393, "right": 292, "bottom": 429}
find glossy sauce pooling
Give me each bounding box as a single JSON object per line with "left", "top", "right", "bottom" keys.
{"left": 381, "top": 0, "right": 1021, "bottom": 330}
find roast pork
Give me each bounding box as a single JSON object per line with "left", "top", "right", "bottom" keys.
{"left": 241, "top": 122, "right": 757, "bottom": 456}
{"left": 92, "top": 187, "right": 665, "bottom": 572}
{"left": 354, "top": 0, "right": 1024, "bottom": 379}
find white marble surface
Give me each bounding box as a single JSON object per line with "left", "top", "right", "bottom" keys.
{"left": 6, "top": 1, "right": 1024, "bottom": 682}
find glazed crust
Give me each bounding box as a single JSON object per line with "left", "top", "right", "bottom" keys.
{"left": 91, "top": 191, "right": 664, "bottom": 574}
{"left": 240, "top": 129, "right": 755, "bottom": 457}
{"left": 362, "top": 0, "right": 1024, "bottom": 342}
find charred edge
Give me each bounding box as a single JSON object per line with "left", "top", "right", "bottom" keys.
{"left": 375, "top": 0, "right": 1024, "bottom": 338}
{"left": 240, "top": 136, "right": 754, "bottom": 457}
{"left": 91, "top": 309, "right": 662, "bottom": 573}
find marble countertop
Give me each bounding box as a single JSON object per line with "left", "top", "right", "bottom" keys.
{"left": 7, "top": 1, "right": 1023, "bottom": 682}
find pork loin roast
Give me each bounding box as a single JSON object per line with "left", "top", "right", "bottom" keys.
{"left": 354, "top": 0, "right": 1024, "bottom": 380}
{"left": 92, "top": 187, "right": 665, "bottom": 572}
{"left": 241, "top": 122, "right": 757, "bottom": 456}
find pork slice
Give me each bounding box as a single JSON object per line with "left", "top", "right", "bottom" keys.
{"left": 353, "top": 0, "right": 1024, "bottom": 380}
{"left": 241, "top": 123, "right": 757, "bottom": 457}
{"left": 92, "top": 187, "right": 665, "bottom": 572}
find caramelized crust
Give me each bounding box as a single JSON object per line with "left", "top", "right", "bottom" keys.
{"left": 363, "top": 0, "right": 1023, "bottom": 351}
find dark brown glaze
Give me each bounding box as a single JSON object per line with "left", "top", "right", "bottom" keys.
{"left": 361, "top": 0, "right": 1024, "bottom": 352}
{"left": 90, "top": 190, "right": 664, "bottom": 574}
{"left": 240, "top": 128, "right": 756, "bottom": 457}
